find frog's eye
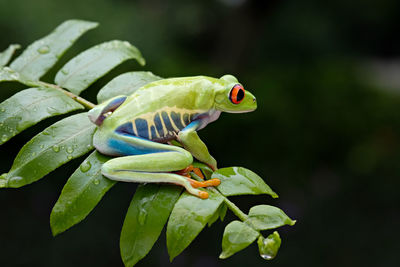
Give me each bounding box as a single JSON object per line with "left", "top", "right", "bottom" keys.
{"left": 229, "top": 84, "right": 245, "bottom": 104}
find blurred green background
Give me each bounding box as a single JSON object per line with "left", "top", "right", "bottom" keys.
{"left": 0, "top": 0, "right": 399, "bottom": 266}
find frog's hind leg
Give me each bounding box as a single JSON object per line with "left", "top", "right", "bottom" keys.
{"left": 101, "top": 150, "right": 210, "bottom": 199}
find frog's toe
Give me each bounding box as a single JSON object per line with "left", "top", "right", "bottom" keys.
{"left": 186, "top": 177, "right": 221, "bottom": 188}
{"left": 175, "top": 165, "right": 206, "bottom": 179}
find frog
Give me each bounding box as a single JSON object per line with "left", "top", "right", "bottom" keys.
{"left": 88, "top": 74, "right": 257, "bottom": 199}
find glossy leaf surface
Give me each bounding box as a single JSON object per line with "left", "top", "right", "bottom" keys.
{"left": 213, "top": 167, "right": 278, "bottom": 197}
{"left": 55, "top": 40, "right": 145, "bottom": 95}
{"left": 97, "top": 71, "right": 161, "bottom": 103}
{"left": 0, "top": 67, "right": 22, "bottom": 82}
{"left": 219, "top": 220, "right": 259, "bottom": 259}
{"left": 0, "top": 44, "right": 20, "bottom": 67}
{"left": 0, "top": 113, "right": 95, "bottom": 188}
{"left": 50, "top": 151, "right": 114, "bottom": 236}
{"left": 10, "top": 20, "right": 98, "bottom": 80}
{"left": 257, "top": 231, "right": 281, "bottom": 260}
{"left": 0, "top": 87, "right": 83, "bottom": 145}
{"left": 246, "top": 205, "right": 295, "bottom": 230}
{"left": 120, "top": 184, "right": 181, "bottom": 267}
{"left": 167, "top": 189, "right": 224, "bottom": 261}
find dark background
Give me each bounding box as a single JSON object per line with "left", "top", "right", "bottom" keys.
{"left": 0, "top": 0, "right": 399, "bottom": 266}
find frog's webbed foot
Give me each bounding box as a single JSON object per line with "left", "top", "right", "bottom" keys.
{"left": 174, "top": 165, "right": 221, "bottom": 199}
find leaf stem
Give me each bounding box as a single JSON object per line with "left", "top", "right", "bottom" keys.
{"left": 24, "top": 79, "right": 96, "bottom": 109}
{"left": 37, "top": 81, "right": 96, "bottom": 109}
{"left": 209, "top": 188, "right": 248, "bottom": 222}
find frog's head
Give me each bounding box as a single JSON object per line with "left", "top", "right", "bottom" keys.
{"left": 214, "top": 74, "right": 257, "bottom": 113}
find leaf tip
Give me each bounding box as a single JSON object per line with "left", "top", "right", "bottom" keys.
{"left": 219, "top": 252, "right": 230, "bottom": 259}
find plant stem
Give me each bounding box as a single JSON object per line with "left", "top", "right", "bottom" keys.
{"left": 26, "top": 80, "right": 96, "bottom": 109}
{"left": 209, "top": 187, "right": 248, "bottom": 222}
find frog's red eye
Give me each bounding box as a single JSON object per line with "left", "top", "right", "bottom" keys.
{"left": 229, "top": 84, "right": 245, "bottom": 104}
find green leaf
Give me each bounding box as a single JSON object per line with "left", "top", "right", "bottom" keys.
{"left": 257, "top": 231, "right": 281, "bottom": 260}
{"left": 213, "top": 167, "right": 278, "bottom": 197}
{"left": 97, "top": 71, "right": 161, "bottom": 103}
{"left": 0, "top": 113, "right": 95, "bottom": 188}
{"left": 208, "top": 202, "right": 227, "bottom": 227}
{"left": 246, "top": 205, "right": 296, "bottom": 230}
{"left": 55, "top": 40, "right": 146, "bottom": 95}
{"left": 120, "top": 184, "right": 181, "bottom": 267}
{"left": 167, "top": 189, "right": 224, "bottom": 261}
{"left": 10, "top": 20, "right": 98, "bottom": 80}
{"left": 219, "top": 220, "right": 259, "bottom": 259}
{"left": 0, "top": 67, "right": 22, "bottom": 82}
{"left": 50, "top": 151, "right": 114, "bottom": 236}
{"left": 0, "top": 44, "right": 21, "bottom": 67}
{"left": 0, "top": 87, "right": 84, "bottom": 145}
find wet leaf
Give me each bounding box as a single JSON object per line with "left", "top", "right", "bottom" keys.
{"left": 208, "top": 202, "right": 227, "bottom": 227}
{"left": 0, "top": 113, "right": 95, "bottom": 188}
{"left": 97, "top": 71, "right": 161, "bottom": 103}
{"left": 0, "top": 87, "right": 83, "bottom": 145}
{"left": 120, "top": 184, "right": 181, "bottom": 267}
{"left": 167, "top": 189, "right": 224, "bottom": 261}
{"left": 10, "top": 20, "right": 98, "bottom": 80}
{"left": 55, "top": 40, "right": 145, "bottom": 95}
{"left": 219, "top": 220, "right": 259, "bottom": 259}
{"left": 246, "top": 205, "right": 296, "bottom": 230}
{"left": 50, "top": 151, "right": 114, "bottom": 236}
{"left": 257, "top": 231, "right": 281, "bottom": 260}
{"left": 213, "top": 167, "right": 278, "bottom": 197}
{"left": 0, "top": 44, "right": 21, "bottom": 67}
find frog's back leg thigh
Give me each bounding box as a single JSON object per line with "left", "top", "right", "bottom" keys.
{"left": 101, "top": 133, "right": 209, "bottom": 198}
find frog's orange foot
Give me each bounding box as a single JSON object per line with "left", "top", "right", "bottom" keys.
{"left": 175, "top": 165, "right": 205, "bottom": 179}
{"left": 198, "top": 191, "right": 209, "bottom": 199}
{"left": 186, "top": 177, "right": 221, "bottom": 188}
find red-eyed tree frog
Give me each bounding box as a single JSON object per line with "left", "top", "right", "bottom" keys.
{"left": 88, "top": 74, "right": 257, "bottom": 199}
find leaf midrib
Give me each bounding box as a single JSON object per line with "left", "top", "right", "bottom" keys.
{"left": 10, "top": 122, "right": 93, "bottom": 176}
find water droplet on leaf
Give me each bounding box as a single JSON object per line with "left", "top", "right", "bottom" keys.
{"left": 37, "top": 45, "right": 50, "bottom": 54}
{"left": 67, "top": 155, "right": 73, "bottom": 160}
{"left": 80, "top": 161, "right": 92, "bottom": 173}
{"left": 1, "top": 134, "right": 8, "bottom": 142}
{"left": 66, "top": 146, "right": 74, "bottom": 153}
{"left": 61, "top": 68, "right": 69, "bottom": 75}
{"left": 138, "top": 208, "right": 147, "bottom": 225}
{"left": 93, "top": 178, "right": 100, "bottom": 185}
{"left": 52, "top": 145, "right": 60, "bottom": 152}
{"left": 258, "top": 232, "right": 281, "bottom": 261}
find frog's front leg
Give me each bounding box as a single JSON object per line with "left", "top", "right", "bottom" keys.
{"left": 177, "top": 121, "right": 217, "bottom": 170}
{"left": 100, "top": 133, "right": 219, "bottom": 199}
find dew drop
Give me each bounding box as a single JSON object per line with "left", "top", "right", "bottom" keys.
{"left": 67, "top": 155, "right": 73, "bottom": 160}
{"left": 52, "top": 145, "right": 60, "bottom": 152}
{"left": 46, "top": 106, "right": 58, "bottom": 114}
{"left": 61, "top": 68, "right": 69, "bottom": 75}
{"left": 0, "top": 123, "right": 3, "bottom": 127}
{"left": 31, "top": 152, "right": 36, "bottom": 156}
{"left": 80, "top": 161, "right": 92, "bottom": 173}
{"left": 1, "top": 134, "right": 8, "bottom": 142}
{"left": 138, "top": 208, "right": 147, "bottom": 225}
{"left": 37, "top": 45, "right": 50, "bottom": 54}
{"left": 42, "top": 131, "right": 50, "bottom": 135}
{"left": 93, "top": 178, "right": 100, "bottom": 185}
{"left": 40, "top": 144, "right": 44, "bottom": 149}
{"left": 0, "top": 108, "right": 5, "bottom": 112}
{"left": 66, "top": 146, "right": 74, "bottom": 154}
